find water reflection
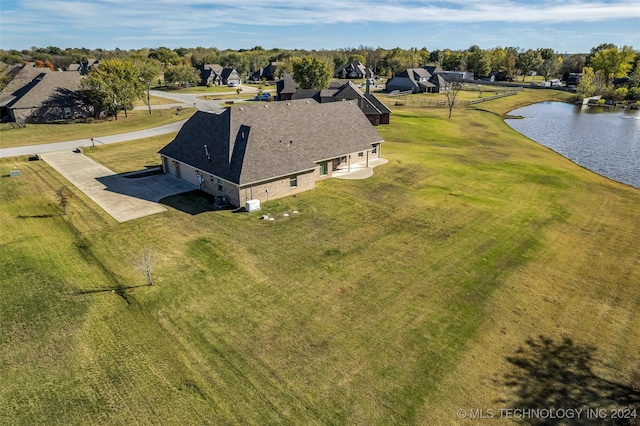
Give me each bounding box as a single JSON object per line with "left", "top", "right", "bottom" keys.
{"left": 505, "top": 102, "right": 640, "bottom": 189}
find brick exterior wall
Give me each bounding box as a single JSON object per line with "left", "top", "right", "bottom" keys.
{"left": 238, "top": 169, "right": 316, "bottom": 206}
{"left": 162, "top": 145, "right": 381, "bottom": 207}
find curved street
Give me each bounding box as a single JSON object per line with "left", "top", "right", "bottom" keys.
{"left": 0, "top": 88, "right": 264, "bottom": 158}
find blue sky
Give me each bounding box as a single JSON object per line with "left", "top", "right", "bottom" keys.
{"left": 1, "top": 0, "right": 639, "bottom": 53}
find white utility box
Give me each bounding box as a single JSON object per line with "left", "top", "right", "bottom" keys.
{"left": 245, "top": 199, "right": 261, "bottom": 212}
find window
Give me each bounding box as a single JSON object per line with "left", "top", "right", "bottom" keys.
{"left": 372, "top": 144, "right": 377, "bottom": 154}
{"left": 217, "top": 178, "right": 223, "bottom": 192}
{"left": 341, "top": 156, "right": 347, "bottom": 164}
{"left": 319, "top": 161, "right": 328, "bottom": 176}
{"left": 358, "top": 152, "right": 364, "bottom": 158}
{"left": 289, "top": 176, "right": 298, "bottom": 187}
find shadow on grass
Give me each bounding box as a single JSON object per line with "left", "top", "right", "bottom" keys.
{"left": 160, "top": 190, "right": 230, "bottom": 215}
{"left": 497, "top": 335, "right": 640, "bottom": 425}
{"left": 74, "top": 284, "right": 151, "bottom": 305}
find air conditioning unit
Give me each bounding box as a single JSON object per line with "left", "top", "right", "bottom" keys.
{"left": 245, "top": 199, "right": 261, "bottom": 212}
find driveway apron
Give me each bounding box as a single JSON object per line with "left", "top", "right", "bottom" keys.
{"left": 42, "top": 150, "right": 196, "bottom": 222}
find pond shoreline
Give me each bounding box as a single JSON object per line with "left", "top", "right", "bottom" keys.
{"left": 505, "top": 101, "right": 640, "bottom": 190}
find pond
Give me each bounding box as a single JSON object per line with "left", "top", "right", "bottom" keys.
{"left": 505, "top": 102, "right": 640, "bottom": 189}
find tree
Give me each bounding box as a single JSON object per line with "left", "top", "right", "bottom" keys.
{"left": 576, "top": 67, "right": 596, "bottom": 98}
{"left": 560, "top": 54, "right": 586, "bottom": 81}
{"left": 348, "top": 53, "right": 367, "bottom": 65}
{"left": 429, "top": 49, "right": 444, "bottom": 66}
{"left": 537, "top": 48, "right": 561, "bottom": 81}
{"left": 56, "top": 187, "right": 71, "bottom": 214}
{"left": 163, "top": 65, "right": 200, "bottom": 87}
{"left": 134, "top": 58, "right": 162, "bottom": 114}
{"left": 81, "top": 58, "right": 142, "bottom": 120}
{"left": 442, "top": 50, "right": 465, "bottom": 71}
{"left": 148, "top": 47, "right": 181, "bottom": 66}
{"left": 465, "top": 45, "right": 491, "bottom": 78}
{"left": 589, "top": 45, "right": 636, "bottom": 84}
{"left": 443, "top": 78, "right": 464, "bottom": 119}
{"left": 504, "top": 47, "right": 519, "bottom": 80}
{"left": 417, "top": 47, "right": 430, "bottom": 66}
{"left": 291, "top": 56, "right": 332, "bottom": 90}
{"left": 132, "top": 247, "right": 155, "bottom": 286}
{"left": 489, "top": 47, "right": 508, "bottom": 73}
{"left": 516, "top": 49, "right": 542, "bottom": 81}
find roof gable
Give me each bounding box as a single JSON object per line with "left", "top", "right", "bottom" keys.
{"left": 160, "top": 100, "right": 384, "bottom": 185}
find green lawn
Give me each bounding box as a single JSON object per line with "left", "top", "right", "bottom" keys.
{"left": 1, "top": 91, "right": 638, "bottom": 424}
{"left": 0, "top": 108, "right": 196, "bottom": 149}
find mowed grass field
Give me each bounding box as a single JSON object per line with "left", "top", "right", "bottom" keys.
{"left": 1, "top": 90, "right": 639, "bottom": 425}
{"left": 0, "top": 107, "right": 195, "bottom": 149}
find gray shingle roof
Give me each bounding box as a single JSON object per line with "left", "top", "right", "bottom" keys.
{"left": 1, "top": 66, "right": 83, "bottom": 110}
{"left": 159, "top": 100, "right": 384, "bottom": 185}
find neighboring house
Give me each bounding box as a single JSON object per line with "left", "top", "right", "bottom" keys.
{"left": 200, "top": 64, "right": 241, "bottom": 86}
{"left": 289, "top": 80, "right": 391, "bottom": 126}
{"left": 566, "top": 73, "right": 582, "bottom": 89}
{"left": 385, "top": 66, "right": 458, "bottom": 94}
{"left": 158, "top": 99, "right": 384, "bottom": 207}
{"left": 485, "top": 71, "right": 509, "bottom": 82}
{"left": 249, "top": 62, "right": 282, "bottom": 81}
{"left": 276, "top": 73, "right": 297, "bottom": 101}
{"left": 0, "top": 65, "right": 90, "bottom": 123}
{"left": 67, "top": 59, "right": 100, "bottom": 75}
{"left": 334, "top": 61, "right": 374, "bottom": 79}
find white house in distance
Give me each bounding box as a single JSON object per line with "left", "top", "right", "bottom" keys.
{"left": 158, "top": 99, "right": 384, "bottom": 207}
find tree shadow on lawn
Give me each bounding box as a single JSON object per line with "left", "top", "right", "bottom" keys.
{"left": 497, "top": 335, "right": 640, "bottom": 425}
{"left": 159, "top": 190, "right": 230, "bottom": 215}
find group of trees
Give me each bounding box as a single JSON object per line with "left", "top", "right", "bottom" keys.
{"left": 2, "top": 42, "right": 639, "bottom": 119}
{"left": 81, "top": 57, "right": 161, "bottom": 119}
{"left": 576, "top": 44, "right": 639, "bottom": 101}
{"left": 6, "top": 43, "right": 636, "bottom": 84}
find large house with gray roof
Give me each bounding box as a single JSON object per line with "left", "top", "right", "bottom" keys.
{"left": 334, "top": 61, "right": 374, "bottom": 79}
{"left": 0, "top": 65, "right": 91, "bottom": 123}
{"left": 277, "top": 75, "right": 391, "bottom": 125}
{"left": 386, "top": 66, "right": 453, "bottom": 94}
{"left": 158, "top": 99, "right": 384, "bottom": 207}
{"left": 199, "top": 64, "right": 242, "bottom": 86}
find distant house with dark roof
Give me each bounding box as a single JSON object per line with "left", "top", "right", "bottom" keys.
{"left": 0, "top": 66, "right": 91, "bottom": 123}
{"left": 288, "top": 80, "right": 391, "bottom": 126}
{"left": 276, "top": 73, "right": 297, "bottom": 101}
{"left": 385, "top": 66, "right": 456, "bottom": 94}
{"left": 67, "top": 59, "right": 100, "bottom": 75}
{"left": 250, "top": 62, "right": 282, "bottom": 81}
{"left": 566, "top": 73, "right": 582, "bottom": 89}
{"left": 200, "top": 64, "right": 241, "bottom": 86}
{"left": 158, "top": 100, "right": 384, "bottom": 207}
{"left": 334, "top": 61, "right": 374, "bottom": 79}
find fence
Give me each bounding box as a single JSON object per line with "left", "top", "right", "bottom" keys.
{"left": 381, "top": 86, "right": 520, "bottom": 109}
{"left": 468, "top": 91, "right": 518, "bottom": 105}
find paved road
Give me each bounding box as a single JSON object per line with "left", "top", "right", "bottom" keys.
{"left": 0, "top": 120, "right": 189, "bottom": 158}
{"left": 1, "top": 88, "right": 266, "bottom": 159}
{"left": 149, "top": 87, "right": 262, "bottom": 112}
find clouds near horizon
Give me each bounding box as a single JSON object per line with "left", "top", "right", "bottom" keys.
{"left": 2, "top": 0, "right": 639, "bottom": 52}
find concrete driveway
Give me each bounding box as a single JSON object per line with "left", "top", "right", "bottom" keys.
{"left": 42, "top": 150, "right": 196, "bottom": 222}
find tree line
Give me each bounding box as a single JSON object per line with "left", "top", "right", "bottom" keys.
{"left": 1, "top": 43, "right": 638, "bottom": 119}
{"left": 3, "top": 43, "right": 638, "bottom": 81}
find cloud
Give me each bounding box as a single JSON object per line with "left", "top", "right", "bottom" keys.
{"left": 1, "top": 0, "right": 638, "bottom": 50}
{"left": 7, "top": 0, "right": 640, "bottom": 29}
